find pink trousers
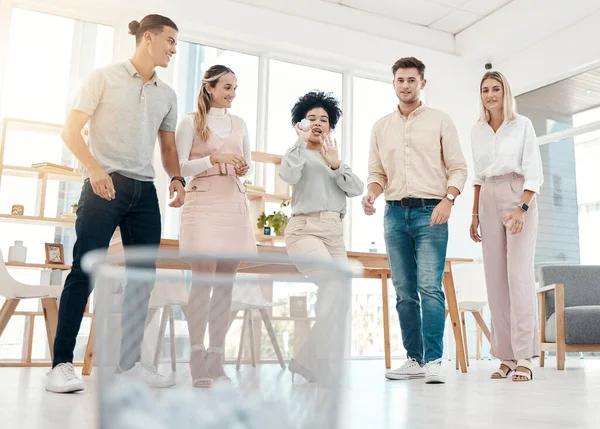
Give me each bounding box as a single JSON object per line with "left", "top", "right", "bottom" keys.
{"left": 479, "top": 173, "right": 540, "bottom": 360}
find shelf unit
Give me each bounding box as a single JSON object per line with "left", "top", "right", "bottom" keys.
{"left": 5, "top": 261, "right": 72, "bottom": 270}
{"left": 0, "top": 118, "right": 82, "bottom": 366}
{"left": 0, "top": 118, "right": 82, "bottom": 225}
{"left": 247, "top": 151, "right": 290, "bottom": 243}
{"left": 0, "top": 214, "right": 76, "bottom": 227}
{"left": 0, "top": 118, "right": 291, "bottom": 238}
{"left": 0, "top": 118, "right": 291, "bottom": 251}
{"left": 2, "top": 165, "right": 82, "bottom": 182}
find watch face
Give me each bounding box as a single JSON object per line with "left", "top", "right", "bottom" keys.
{"left": 446, "top": 194, "right": 455, "bottom": 201}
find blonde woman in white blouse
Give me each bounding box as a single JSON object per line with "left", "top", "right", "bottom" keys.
{"left": 470, "top": 71, "right": 543, "bottom": 382}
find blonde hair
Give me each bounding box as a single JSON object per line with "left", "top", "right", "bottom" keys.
{"left": 478, "top": 71, "right": 517, "bottom": 123}
{"left": 193, "top": 65, "right": 234, "bottom": 141}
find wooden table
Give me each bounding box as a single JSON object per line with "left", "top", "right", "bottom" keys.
{"left": 106, "top": 238, "right": 471, "bottom": 372}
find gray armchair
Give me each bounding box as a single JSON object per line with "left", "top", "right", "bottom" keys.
{"left": 537, "top": 265, "right": 600, "bottom": 369}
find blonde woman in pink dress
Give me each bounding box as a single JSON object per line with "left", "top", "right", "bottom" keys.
{"left": 175, "top": 65, "right": 256, "bottom": 388}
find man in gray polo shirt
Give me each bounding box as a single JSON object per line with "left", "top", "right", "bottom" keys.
{"left": 46, "top": 14, "right": 186, "bottom": 393}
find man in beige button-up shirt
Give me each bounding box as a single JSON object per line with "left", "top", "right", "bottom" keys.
{"left": 362, "top": 57, "right": 467, "bottom": 385}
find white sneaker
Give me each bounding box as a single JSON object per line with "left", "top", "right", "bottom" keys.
{"left": 424, "top": 358, "right": 445, "bottom": 384}
{"left": 117, "top": 363, "right": 175, "bottom": 388}
{"left": 385, "top": 358, "right": 425, "bottom": 380}
{"left": 46, "top": 363, "right": 85, "bottom": 393}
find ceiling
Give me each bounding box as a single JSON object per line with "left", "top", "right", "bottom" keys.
{"left": 323, "top": 0, "right": 514, "bottom": 34}
{"left": 226, "top": 0, "right": 600, "bottom": 69}
{"left": 516, "top": 67, "right": 600, "bottom": 117}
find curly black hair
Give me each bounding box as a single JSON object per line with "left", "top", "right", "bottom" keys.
{"left": 291, "top": 90, "right": 342, "bottom": 130}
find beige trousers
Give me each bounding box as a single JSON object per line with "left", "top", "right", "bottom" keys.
{"left": 284, "top": 212, "right": 349, "bottom": 374}
{"left": 480, "top": 173, "right": 540, "bottom": 360}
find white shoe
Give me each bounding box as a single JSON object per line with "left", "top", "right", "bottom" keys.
{"left": 385, "top": 358, "right": 425, "bottom": 380}
{"left": 46, "top": 363, "right": 85, "bottom": 393}
{"left": 117, "top": 363, "right": 175, "bottom": 388}
{"left": 424, "top": 358, "right": 445, "bottom": 384}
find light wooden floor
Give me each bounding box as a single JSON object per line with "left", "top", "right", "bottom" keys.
{"left": 1, "top": 357, "right": 598, "bottom": 429}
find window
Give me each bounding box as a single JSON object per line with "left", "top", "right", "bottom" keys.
{"left": 347, "top": 77, "right": 399, "bottom": 358}
{"left": 517, "top": 74, "right": 600, "bottom": 268}
{"left": 163, "top": 42, "right": 259, "bottom": 239}
{"left": 172, "top": 42, "right": 259, "bottom": 147}
{"left": 0, "top": 9, "right": 114, "bottom": 362}
{"left": 266, "top": 60, "right": 343, "bottom": 151}
{"left": 2, "top": 8, "right": 113, "bottom": 123}
{"left": 574, "top": 107, "right": 600, "bottom": 265}
{"left": 349, "top": 77, "right": 398, "bottom": 254}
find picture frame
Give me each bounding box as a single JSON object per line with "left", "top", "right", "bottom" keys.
{"left": 289, "top": 296, "right": 307, "bottom": 318}
{"left": 45, "top": 243, "right": 64, "bottom": 265}
{"left": 11, "top": 204, "right": 24, "bottom": 215}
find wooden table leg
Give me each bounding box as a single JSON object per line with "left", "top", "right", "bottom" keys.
{"left": 443, "top": 267, "right": 467, "bottom": 373}
{"left": 22, "top": 315, "right": 35, "bottom": 363}
{"left": 381, "top": 273, "right": 391, "bottom": 370}
{"left": 41, "top": 298, "right": 58, "bottom": 361}
{"left": 82, "top": 315, "right": 95, "bottom": 376}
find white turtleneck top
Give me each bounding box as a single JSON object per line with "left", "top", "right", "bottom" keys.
{"left": 175, "top": 108, "right": 253, "bottom": 178}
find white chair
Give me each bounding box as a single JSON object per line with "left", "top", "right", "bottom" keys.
{"left": 0, "top": 249, "right": 63, "bottom": 362}
{"left": 83, "top": 269, "right": 189, "bottom": 375}
{"left": 447, "top": 262, "right": 491, "bottom": 367}
{"left": 230, "top": 279, "right": 285, "bottom": 370}
{"left": 146, "top": 269, "right": 189, "bottom": 373}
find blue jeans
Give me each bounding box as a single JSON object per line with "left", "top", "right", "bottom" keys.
{"left": 383, "top": 201, "right": 448, "bottom": 364}
{"left": 52, "top": 173, "right": 161, "bottom": 369}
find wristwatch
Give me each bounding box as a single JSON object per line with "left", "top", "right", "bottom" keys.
{"left": 444, "top": 194, "right": 455, "bottom": 204}
{"left": 518, "top": 203, "right": 529, "bottom": 212}
{"left": 171, "top": 176, "right": 186, "bottom": 187}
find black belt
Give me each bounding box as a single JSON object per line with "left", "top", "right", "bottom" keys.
{"left": 387, "top": 198, "right": 441, "bottom": 208}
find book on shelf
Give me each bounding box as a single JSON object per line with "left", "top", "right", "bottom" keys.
{"left": 244, "top": 183, "right": 266, "bottom": 193}
{"left": 31, "top": 162, "right": 75, "bottom": 172}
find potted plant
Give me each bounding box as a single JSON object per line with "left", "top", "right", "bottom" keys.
{"left": 257, "top": 212, "right": 271, "bottom": 235}
{"left": 71, "top": 203, "right": 79, "bottom": 213}
{"left": 257, "top": 201, "right": 290, "bottom": 236}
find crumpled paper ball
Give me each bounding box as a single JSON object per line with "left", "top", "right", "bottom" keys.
{"left": 101, "top": 380, "right": 295, "bottom": 429}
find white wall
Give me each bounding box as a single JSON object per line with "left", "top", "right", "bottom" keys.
{"left": 495, "top": 9, "right": 600, "bottom": 95}
{"left": 8, "top": 0, "right": 484, "bottom": 257}
{"left": 456, "top": 0, "right": 600, "bottom": 67}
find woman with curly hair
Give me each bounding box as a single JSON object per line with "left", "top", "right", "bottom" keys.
{"left": 279, "top": 90, "right": 363, "bottom": 383}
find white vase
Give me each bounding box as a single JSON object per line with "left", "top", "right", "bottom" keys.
{"left": 8, "top": 240, "right": 27, "bottom": 263}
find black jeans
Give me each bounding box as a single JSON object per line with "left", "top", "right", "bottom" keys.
{"left": 52, "top": 173, "right": 161, "bottom": 370}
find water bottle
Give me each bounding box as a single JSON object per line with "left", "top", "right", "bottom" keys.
{"left": 369, "top": 241, "right": 377, "bottom": 253}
